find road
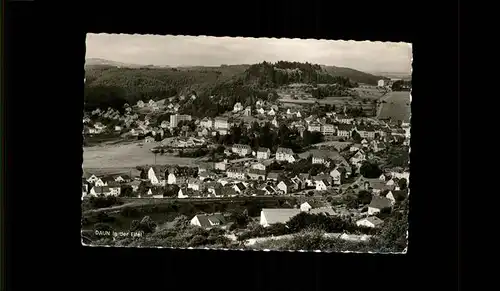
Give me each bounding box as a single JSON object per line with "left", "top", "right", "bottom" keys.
{"left": 375, "top": 92, "right": 393, "bottom": 118}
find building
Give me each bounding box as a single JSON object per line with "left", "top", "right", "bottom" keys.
{"left": 248, "top": 169, "right": 266, "bottom": 180}
{"left": 170, "top": 114, "right": 192, "bottom": 128}
{"left": 368, "top": 196, "right": 393, "bottom": 215}
{"left": 251, "top": 162, "right": 266, "bottom": 171}
{"left": 232, "top": 144, "right": 252, "bottom": 157}
{"left": 335, "top": 115, "right": 354, "bottom": 124}
{"left": 256, "top": 147, "right": 271, "bottom": 160}
{"left": 321, "top": 124, "right": 335, "bottom": 136}
{"left": 214, "top": 117, "right": 230, "bottom": 130}
{"left": 191, "top": 213, "right": 227, "bottom": 229}
{"left": 232, "top": 102, "right": 243, "bottom": 113}
{"left": 308, "top": 122, "right": 322, "bottom": 132}
{"left": 275, "top": 147, "right": 295, "bottom": 163}
{"left": 215, "top": 160, "right": 228, "bottom": 171}
{"left": 243, "top": 106, "right": 252, "bottom": 116}
{"left": 226, "top": 167, "right": 246, "bottom": 180}
{"left": 260, "top": 208, "right": 301, "bottom": 227}
{"left": 378, "top": 79, "right": 385, "bottom": 87}
{"left": 300, "top": 201, "right": 323, "bottom": 212}
{"left": 356, "top": 216, "right": 384, "bottom": 228}
{"left": 277, "top": 179, "right": 298, "bottom": 194}
{"left": 336, "top": 124, "right": 355, "bottom": 138}
{"left": 148, "top": 167, "right": 164, "bottom": 185}
{"left": 200, "top": 118, "right": 213, "bottom": 129}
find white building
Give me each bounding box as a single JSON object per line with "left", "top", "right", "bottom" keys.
{"left": 170, "top": 114, "right": 192, "bottom": 128}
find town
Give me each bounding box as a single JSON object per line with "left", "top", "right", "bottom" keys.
{"left": 83, "top": 34, "right": 411, "bottom": 252}
{"left": 82, "top": 83, "right": 410, "bottom": 252}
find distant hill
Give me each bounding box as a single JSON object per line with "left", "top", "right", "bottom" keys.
{"left": 84, "top": 61, "right": 385, "bottom": 116}
{"left": 321, "top": 65, "right": 386, "bottom": 85}
{"left": 85, "top": 58, "right": 169, "bottom": 69}
{"left": 368, "top": 71, "right": 412, "bottom": 81}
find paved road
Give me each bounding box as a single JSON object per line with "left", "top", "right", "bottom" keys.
{"left": 376, "top": 92, "right": 393, "bottom": 118}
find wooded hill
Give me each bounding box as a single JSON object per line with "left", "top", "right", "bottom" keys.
{"left": 84, "top": 61, "right": 384, "bottom": 116}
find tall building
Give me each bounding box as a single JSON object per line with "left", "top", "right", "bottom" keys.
{"left": 170, "top": 114, "right": 192, "bottom": 128}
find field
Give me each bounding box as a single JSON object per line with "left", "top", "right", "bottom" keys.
{"left": 377, "top": 91, "right": 411, "bottom": 122}
{"left": 83, "top": 141, "right": 201, "bottom": 169}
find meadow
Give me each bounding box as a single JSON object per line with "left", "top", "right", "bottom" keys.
{"left": 377, "top": 91, "right": 411, "bottom": 122}
{"left": 83, "top": 141, "right": 201, "bottom": 169}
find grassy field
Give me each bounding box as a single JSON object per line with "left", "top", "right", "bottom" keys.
{"left": 83, "top": 141, "right": 202, "bottom": 169}
{"left": 377, "top": 91, "right": 411, "bottom": 122}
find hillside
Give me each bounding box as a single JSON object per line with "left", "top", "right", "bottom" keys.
{"left": 321, "top": 65, "right": 386, "bottom": 85}
{"left": 84, "top": 61, "right": 384, "bottom": 116}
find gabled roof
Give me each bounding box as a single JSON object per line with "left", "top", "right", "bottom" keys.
{"left": 369, "top": 196, "right": 392, "bottom": 209}
{"left": 279, "top": 179, "right": 295, "bottom": 187}
{"left": 257, "top": 147, "right": 270, "bottom": 153}
{"left": 301, "top": 201, "right": 322, "bottom": 209}
{"left": 92, "top": 186, "right": 111, "bottom": 193}
{"left": 194, "top": 213, "right": 227, "bottom": 228}
{"left": 310, "top": 207, "right": 336, "bottom": 216}
{"left": 248, "top": 169, "right": 266, "bottom": 176}
{"left": 101, "top": 176, "right": 115, "bottom": 183}
{"left": 261, "top": 208, "right": 301, "bottom": 225}
{"left": 276, "top": 147, "right": 294, "bottom": 154}
{"left": 358, "top": 216, "right": 384, "bottom": 226}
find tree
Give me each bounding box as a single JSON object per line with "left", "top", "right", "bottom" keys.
{"left": 351, "top": 130, "right": 362, "bottom": 142}
{"left": 357, "top": 190, "right": 372, "bottom": 205}
{"left": 359, "top": 161, "right": 382, "bottom": 178}
{"left": 398, "top": 178, "right": 408, "bottom": 190}
{"left": 140, "top": 169, "right": 148, "bottom": 179}
{"left": 130, "top": 216, "right": 157, "bottom": 234}
{"left": 163, "top": 184, "right": 180, "bottom": 197}
{"left": 119, "top": 185, "right": 135, "bottom": 197}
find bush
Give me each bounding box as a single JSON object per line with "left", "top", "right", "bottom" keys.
{"left": 131, "top": 216, "right": 157, "bottom": 234}
{"left": 89, "top": 196, "right": 122, "bottom": 209}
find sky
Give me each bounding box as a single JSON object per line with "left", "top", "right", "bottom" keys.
{"left": 86, "top": 34, "right": 412, "bottom": 74}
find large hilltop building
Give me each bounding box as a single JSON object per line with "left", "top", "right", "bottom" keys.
{"left": 170, "top": 114, "right": 192, "bottom": 128}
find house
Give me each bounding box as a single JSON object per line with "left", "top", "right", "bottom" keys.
{"left": 336, "top": 124, "right": 355, "bottom": 138}
{"left": 148, "top": 167, "right": 164, "bottom": 185}
{"left": 290, "top": 176, "right": 304, "bottom": 190}
{"left": 160, "top": 120, "right": 169, "bottom": 129}
{"left": 214, "top": 117, "right": 230, "bottom": 130}
{"left": 297, "top": 173, "right": 313, "bottom": 187}
{"left": 321, "top": 124, "right": 335, "bottom": 136}
{"left": 187, "top": 178, "right": 204, "bottom": 191}
{"left": 277, "top": 179, "right": 298, "bottom": 194}
{"left": 378, "top": 79, "right": 385, "bottom": 87}
{"left": 226, "top": 167, "right": 246, "bottom": 180}
{"left": 232, "top": 144, "right": 252, "bottom": 157}
{"left": 144, "top": 136, "right": 155, "bottom": 143}
{"left": 243, "top": 106, "right": 252, "bottom": 116}
{"left": 248, "top": 168, "right": 266, "bottom": 180}
{"left": 84, "top": 173, "right": 100, "bottom": 184}
{"left": 191, "top": 213, "right": 227, "bottom": 229}
{"left": 267, "top": 171, "right": 284, "bottom": 182}
{"left": 271, "top": 117, "right": 279, "bottom": 127}
{"left": 114, "top": 125, "right": 122, "bottom": 132}
{"left": 309, "top": 207, "right": 336, "bottom": 216}
{"left": 268, "top": 108, "right": 276, "bottom": 116}
{"left": 308, "top": 122, "right": 322, "bottom": 132}
{"left": 215, "top": 160, "right": 228, "bottom": 171}
{"left": 350, "top": 150, "right": 366, "bottom": 166}
{"left": 275, "top": 147, "right": 295, "bottom": 163}
{"left": 314, "top": 179, "right": 329, "bottom": 191}
{"left": 232, "top": 182, "right": 247, "bottom": 193}
{"left": 137, "top": 100, "right": 145, "bottom": 108}
{"left": 356, "top": 125, "right": 377, "bottom": 140}
{"left": 178, "top": 188, "right": 189, "bottom": 199}
{"left": 354, "top": 176, "right": 390, "bottom": 194}
{"left": 335, "top": 114, "right": 354, "bottom": 124}
{"left": 356, "top": 216, "right": 384, "bottom": 228}
{"left": 329, "top": 168, "right": 344, "bottom": 186}
{"left": 233, "top": 102, "right": 244, "bottom": 112}
{"left": 251, "top": 162, "right": 266, "bottom": 171}
{"left": 261, "top": 185, "right": 277, "bottom": 195}
{"left": 89, "top": 186, "right": 112, "bottom": 196}
{"left": 129, "top": 180, "right": 141, "bottom": 192}
{"left": 200, "top": 117, "right": 213, "bottom": 129}
{"left": 368, "top": 196, "right": 393, "bottom": 215}
{"left": 386, "top": 189, "right": 409, "bottom": 204}
{"left": 166, "top": 173, "right": 176, "bottom": 185}
{"left": 260, "top": 208, "right": 301, "bottom": 227}
{"left": 300, "top": 201, "right": 323, "bottom": 212}
{"left": 253, "top": 147, "right": 270, "bottom": 159}
{"left": 256, "top": 107, "right": 265, "bottom": 115}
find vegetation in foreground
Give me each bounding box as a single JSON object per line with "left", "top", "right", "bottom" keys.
{"left": 83, "top": 197, "right": 408, "bottom": 253}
